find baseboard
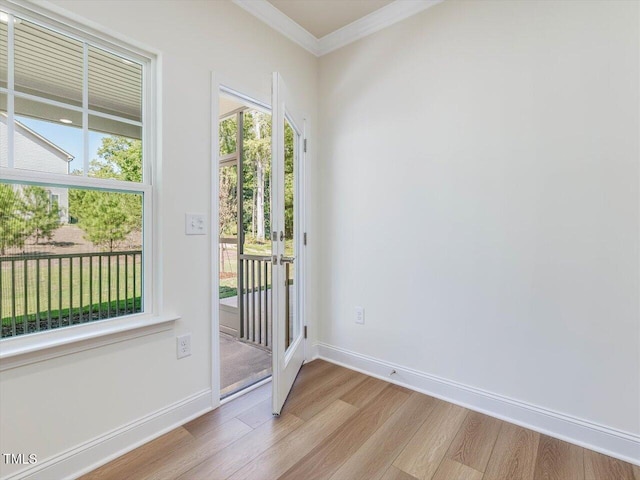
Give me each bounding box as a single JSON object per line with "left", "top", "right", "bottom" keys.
{"left": 316, "top": 342, "right": 640, "bottom": 466}
{"left": 2, "top": 389, "right": 213, "bottom": 480}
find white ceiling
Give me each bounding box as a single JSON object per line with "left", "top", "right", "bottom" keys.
{"left": 267, "top": 0, "right": 393, "bottom": 38}
{"left": 233, "top": 0, "right": 443, "bottom": 56}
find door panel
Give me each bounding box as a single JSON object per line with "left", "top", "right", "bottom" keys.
{"left": 272, "top": 72, "right": 305, "bottom": 415}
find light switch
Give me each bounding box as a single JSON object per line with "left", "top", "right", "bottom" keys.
{"left": 185, "top": 213, "right": 206, "bottom": 235}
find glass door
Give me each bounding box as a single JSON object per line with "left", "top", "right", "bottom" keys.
{"left": 271, "top": 73, "right": 306, "bottom": 415}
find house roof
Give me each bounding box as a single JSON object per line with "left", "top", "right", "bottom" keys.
{"left": 0, "top": 112, "right": 75, "bottom": 162}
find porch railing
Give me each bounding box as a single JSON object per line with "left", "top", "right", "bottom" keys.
{"left": 239, "top": 254, "right": 272, "bottom": 349}
{"left": 1, "top": 251, "right": 142, "bottom": 339}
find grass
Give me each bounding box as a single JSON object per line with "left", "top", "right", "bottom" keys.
{"left": 2, "top": 297, "right": 142, "bottom": 327}
{"left": 1, "top": 254, "right": 142, "bottom": 322}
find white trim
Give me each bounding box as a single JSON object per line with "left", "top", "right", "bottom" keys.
{"left": 0, "top": 314, "right": 178, "bottom": 371}
{"left": 0, "top": 389, "right": 213, "bottom": 480}
{"left": 230, "top": 0, "right": 444, "bottom": 57}
{"left": 211, "top": 75, "right": 275, "bottom": 410}
{"left": 82, "top": 42, "right": 89, "bottom": 175}
{"left": 316, "top": 342, "right": 640, "bottom": 467}
{"left": 0, "top": 167, "right": 150, "bottom": 193}
{"left": 317, "top": 0, "right": 444, "bottom": 56}
{"left": 7, "top": 10, "right": 14, "bottom": 168}
{"left": 211, "top": 72, "right": 222, "bottom": 410}
{"left": 231, "top": 0, "right": 319, "bottom": 56}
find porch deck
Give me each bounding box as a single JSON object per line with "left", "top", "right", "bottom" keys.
{"left": 220, "top": 332, "right": 271, "bottom": 398}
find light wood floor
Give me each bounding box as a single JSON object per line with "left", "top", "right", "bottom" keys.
{"left": 82, "top": 360, "right": 640, "bottom": 480}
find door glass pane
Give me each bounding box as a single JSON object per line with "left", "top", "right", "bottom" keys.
{"left": 219, "top": 164, "right": 238, "bottom": 307}
{"left": 239, "top": 109, "right": 272, "bottom": 348}
{"left": 284, "top": 118, "right": 297, "bottom": 349}
{"left": 242, "top": 110, "right": 272, "bottom": 255}
{"left": 219, "top": 116, "right": 237, "bottom": 156}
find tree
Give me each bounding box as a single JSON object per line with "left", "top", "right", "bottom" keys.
{"left": 72, "top": 191, "right": 136, "bottom": 251}
{"left": 21, "top": 186, "right": 61, "bottom": 245}
{"left": 95, "top": 136, "right": 143, "bottom": 183}
{"left": 0, "top": 185, "right": 28, "bottom": 255}
{"left": 69, "top": 136, "right": 142, "bottom": 251}
{"left": 243, "top": 111, "right": 272, "bottom": 243}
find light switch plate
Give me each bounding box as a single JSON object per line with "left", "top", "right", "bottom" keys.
{"left": 185, "top": 213, "right": 206, "bottom": 235}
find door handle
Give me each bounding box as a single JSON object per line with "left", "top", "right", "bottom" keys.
{"left": 279, "top": 255, "right": 295, "bottom": 265}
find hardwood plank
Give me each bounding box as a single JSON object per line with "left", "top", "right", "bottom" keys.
{"left": 285, "top": 366, "right": 368, "bottom": 420}
{"left": 229, "top": 399, "right": 358, "bottom": 480}
{"left": 79, "top": 427, "right": 194, "bottom": 480}
{"left": 176, "top": 413, "right": 304, "bottom": 480}
{"left": 329, "top": 392, "right": 438, "bottom": 480}
{"left": 280, "top": 384, "right": 412, "bottom": 480}
{"left": 533, "top": 435, "right": 583, "bottom": 480}
{"left": 82, "top": 361, "right": 640, "bottom": 480}
{"left": 285, "top": 361, "right": 345, "bottom": 402}
{"left": 392, "top": 400, "right": 468, "bottom": 480}
{"left": 483, "top": 423, "right": 540, "bottom": 480}
{"left": 137, "top": 418, "right": 252, "bottom": 480}
{"left": 340, "top": 375, "right": 391, "bottom": 408}
{"left": 584, "top": 449, "right": 635, "bottom": 480}
{"left": 381, "top": 466, "right": 420, "bottom": 480}
{"left": 446, "top": 411, "right": 502, "bottom": 472}
{"left": 183, "top": 383, "right": 270, "bottom": 438}
{"left": 432, "top": 458, "right": 483, "bottom": 480}
{"left": 236, "top": 398, "right": 273, "bottom": 429}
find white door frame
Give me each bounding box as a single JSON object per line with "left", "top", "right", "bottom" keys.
{"left": 210, "top": 73, "right": 270, "bottom": 409}
{"left": 210, "top": 72, "right": 309, "bottom": 409}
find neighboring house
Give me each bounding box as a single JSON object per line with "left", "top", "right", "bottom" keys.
{"left": 0, "top": 113, "right": 73, "bottom": 223}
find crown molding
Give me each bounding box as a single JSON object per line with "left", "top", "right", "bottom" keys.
{"left": 317, "top": 0, "right": 444, "bottom": 55}
{"left": 232, "top": 0, "right": 444, "bottom": 57}
{"left": 232, "top": 0, "right": 320, "bottom": 56}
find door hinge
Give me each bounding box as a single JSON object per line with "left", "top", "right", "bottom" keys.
{"left": 304, "top": 138, "right": 307, "bottom": 153}
{"left": 303, "top": 232, "right": 307, "bottom": 246}
{"left": 304, "top": 325, "right": 307, "bottom": 339}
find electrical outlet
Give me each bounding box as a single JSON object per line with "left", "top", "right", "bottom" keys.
{"left": 177, "top": 333, "right": 191, "bottom": 359}
{"left": 355, "top": 306, "right": 365, "bottom": 325}
{"left": 185, "top": 213, "right": 206, "bottom": 235}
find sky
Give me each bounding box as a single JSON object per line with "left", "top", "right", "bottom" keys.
{"left": 18, "top": 116, "right": 109, "bottom": 173}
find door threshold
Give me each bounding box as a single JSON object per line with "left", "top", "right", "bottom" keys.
{"left": 221, "top": 375, "right": 272, "bottom": 404}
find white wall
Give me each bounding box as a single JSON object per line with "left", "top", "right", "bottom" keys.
{"left": 0, "top": 1, "right": 317, "bottom": 478}
{"left": 318, "top": 0, "right": 639, "bottom": 442}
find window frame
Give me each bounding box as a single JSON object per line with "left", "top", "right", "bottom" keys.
{"left": 0, "top": 0, "right": 172, "bottom": 364}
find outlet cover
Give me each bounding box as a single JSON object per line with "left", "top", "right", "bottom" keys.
{"left": 355, "top": 306, "right": 365, "bottom": 325}
{"left": 177, "top": 333, "right": 192, "bottom": 359}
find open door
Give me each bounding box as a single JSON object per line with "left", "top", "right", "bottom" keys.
{"left": 271, "top": 73, "right": 306, "bottom": 415}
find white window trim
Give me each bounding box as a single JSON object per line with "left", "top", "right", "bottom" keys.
{"left": 0, "top": 0, "right": 171, "bottom": 367}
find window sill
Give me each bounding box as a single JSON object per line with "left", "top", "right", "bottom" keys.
{"left": 0, "top": 314, "right": 179, "bottom": 372}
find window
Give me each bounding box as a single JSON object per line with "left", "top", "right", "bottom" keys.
{"left": 0, "top": 6, "right": 155, "bottom": 340}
